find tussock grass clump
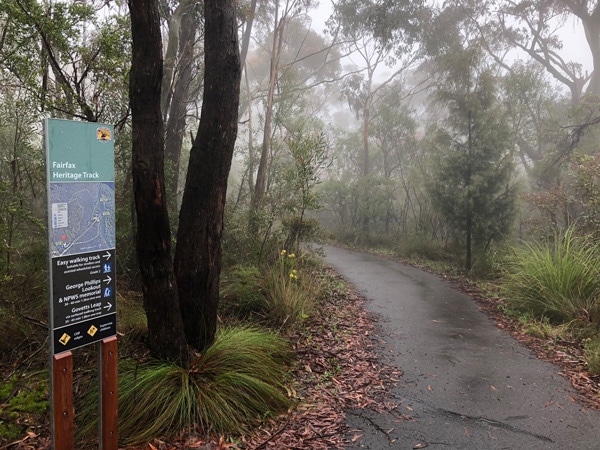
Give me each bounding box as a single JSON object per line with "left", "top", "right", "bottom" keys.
{"left": 117, "top": 326, "right": 292, "bottom": 444}
{"left": 261, "top": 250, "right": 316, "bottom": 329}
{"left": 503, "top": 228, "right": 600, "bottom": 325}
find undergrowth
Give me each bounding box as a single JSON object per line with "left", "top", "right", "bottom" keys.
{"left": 76, "top": 326, "right": 293, "bottom": 445}
{"left": 221, "top": 250, "right": 320, "bottom": 330}
{"left": 0, "top": 373, "right": 49, "bottom": 441}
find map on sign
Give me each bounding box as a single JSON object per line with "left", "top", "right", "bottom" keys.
{"left": 50, "top": 182, "right": 115, "bottom": 257}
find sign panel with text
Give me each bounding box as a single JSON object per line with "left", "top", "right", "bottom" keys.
{"left": 45, "top": 119, "right": 116, "bottom": 355}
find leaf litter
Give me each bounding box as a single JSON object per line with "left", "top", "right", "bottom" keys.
{"left": 133, "top": 268, "right": 403, "bottom": 449}
{"left": 9, "top": 264, "right": 600, "bottom": 449}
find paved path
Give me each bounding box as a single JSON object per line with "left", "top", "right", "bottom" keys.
{"left": 321, "top": 245, "right": 600, "bottom": 449}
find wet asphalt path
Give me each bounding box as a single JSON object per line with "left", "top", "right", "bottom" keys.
{"left": 321, "top": 245, "right": 600, "bottom": 449}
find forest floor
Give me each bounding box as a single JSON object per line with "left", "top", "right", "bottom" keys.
{"left": 2, "top": 265, "right": 600, "bottom": 449}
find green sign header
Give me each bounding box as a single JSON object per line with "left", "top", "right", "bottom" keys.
{"left": 45, "top": 119, "right": 114, "bottom": 182}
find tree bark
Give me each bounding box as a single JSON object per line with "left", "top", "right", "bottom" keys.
{"left": 129, "top": 0, "right": 189, "bottom": 363}
{"left": 174, "top": 0, "right": 241, "bottom": 352}
{"left": 165, "top": 0, "right": 196, "bottom": 208}
{"left": 253, "top": 2, "right": 284, "bottom": 204}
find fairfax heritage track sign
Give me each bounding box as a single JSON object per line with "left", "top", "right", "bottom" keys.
{"left": 45, "top": 119, "right": 117, "bottom": 354}
{"left": 45, "top": 119, "right": 118, "bottom": 450}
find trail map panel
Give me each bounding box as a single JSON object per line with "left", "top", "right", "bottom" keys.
{"left": 50, "top": 182, "right": 115, "bottom": 257}
{"left": 45, "top": 119, "right": 116, "bottom": 355}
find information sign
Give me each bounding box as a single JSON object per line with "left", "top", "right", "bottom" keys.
{"left": 45, "top": 119, "right": 116, "bottom": 355}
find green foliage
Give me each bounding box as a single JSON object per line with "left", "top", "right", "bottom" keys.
{"left": 522, "top": 317, "right": 571, "bottom": 340}
{"left": 220, "top": 266, "right": 265, "bottom": 319}
{"left": 503, "top": 228, "right": 600, "bottom": 325}
{"left": 329, "top": 0, "right": 425, "bottom": 54}
{"left": 116, "top": 292, "right": 147, "bottom": 343}
{"left": 319, "top": 174, "right": 397, "bottom": 245}
{"left": 282, "top": 215, "right": 322, "bottom": 253}
{"left": 572, "top": 153, "right": 600, "bottom": 236}
{"left": 0, "top": 0, "right": 130, "bottom": 122}
{"left": 0, "top": 89, "right": 46, "bottom": 276}
{"left": 0, "top": 244, "right": 48, "bottom": 363}
{"left": 0, "top": 374, "right": 49, "bottom": 440}
{"left": 220, "top": 252, "right": 324, "bottom": 331}
{"left": 584, "top": 338, "right": 600, "bottom": 375}
{"left": 395, "top": 233, "right": 453, "bottom": 262}
{"left": 520, "top": 152, "right": 600, "bottom": 240}
{"left": 284, "top": 132, "right": 330, "bottom": 211}
{"left": 92, "top": 327, "right": 292, "bottom": 444}
{"left": 225, "top": 129, "right": 332, "bottom": 265}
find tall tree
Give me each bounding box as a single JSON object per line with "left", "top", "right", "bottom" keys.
{"left": 161, "top": 0, "right": 200, "bottom": 208}
{"left": 173, "top": 0, "right": 241, "bottom": 351}
{"left": 428, "top": 45, "right": 517, "bottom": 271}
{"left": 129, "top": 0, "right": 189, "bottom": 362}
{"left": 329, "top": 0, "right": 425, "bottom": 240}
{"left": 462, "top": 0, "right": 598, "bottom": 104}
{"left": 250, "top": 0, "right": 338, "bottom": 212}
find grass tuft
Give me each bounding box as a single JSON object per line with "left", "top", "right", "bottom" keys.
{"left": 260, "top": 251, "right": 316, "bottom": 329}
{"left": 503, "top": 228, "right": 600, "bottom": 326}
{"left": 103, "top": 326, "right": 292, "bottom": 444}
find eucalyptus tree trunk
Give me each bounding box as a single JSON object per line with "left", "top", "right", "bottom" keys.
{"left": 129, "top": 0, "right": 189, "bottom": 363}
{"left": 174, "top": 0, "right": 241, "bottom": 352}
{"left": 253, "top": 1, "right": 284, "bottom": 204}
{"left": 164, "top": 0, "right": 196, "bottom": 208}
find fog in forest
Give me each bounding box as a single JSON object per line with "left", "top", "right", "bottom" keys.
{"left": 3, "top": 1, "right": 600, "bottom": 444}
{"left": 1, "top": 0, "right": 599, "bottom": 275}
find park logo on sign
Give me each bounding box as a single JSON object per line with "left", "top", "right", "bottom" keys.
{"left": 97, "top": 127, "right": 111, "bottom": 141}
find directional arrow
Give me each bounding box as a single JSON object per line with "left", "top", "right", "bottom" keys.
{"left": 103, "top": 275, "right": 112, "bottom": 284}
{"left": 104, "top": 302, "right": 113, "bottom": 312}
{"left": 103, "top": 251, "right": 112, "bottom": 260}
